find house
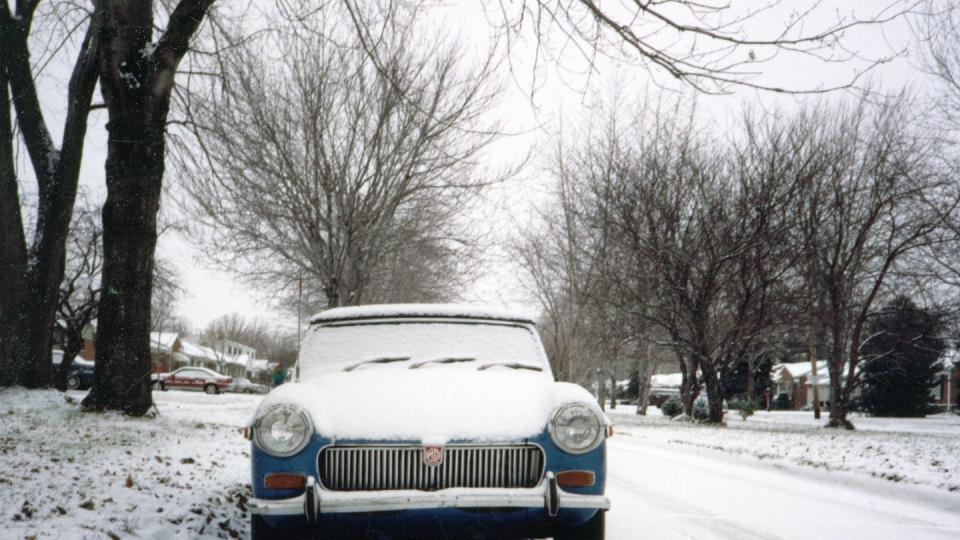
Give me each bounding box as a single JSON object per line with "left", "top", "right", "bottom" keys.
{"left": 247, "top": 358, "right": 280, "bottom": 384}
{"left": 79, "top": 321, "right": 97, "bottom": 360}
{"left": 771, "top": 360, "right": 868, "bottom": 411}
{"left": 150, "top": 332, "right": 187, "bottom": 372}
{"left": 771, "top": 360, "right": 835, "bottom": 410}
{"left": 933, "top": 351, "right": 959, "bottom": 411}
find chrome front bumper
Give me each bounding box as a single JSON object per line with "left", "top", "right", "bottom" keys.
{"left": 250, "top": 473, "right": 610, "bottom": 519}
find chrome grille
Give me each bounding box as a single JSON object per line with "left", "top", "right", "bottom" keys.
{"left": 319, "top": 445, "right": 544, "bottom": 491}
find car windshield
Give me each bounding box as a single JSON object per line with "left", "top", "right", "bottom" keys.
{"left": 299, "top": 321, "right": 551, "bottom": 378}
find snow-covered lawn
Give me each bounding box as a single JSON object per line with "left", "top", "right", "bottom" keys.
{"left": 1, "top": 388, "right": 256, "bottom": 539}
{"left": 608, "top": 406, "right": 960, "bottom": 492}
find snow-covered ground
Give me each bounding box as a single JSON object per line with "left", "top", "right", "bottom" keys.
{"left": 609, "top": 406, "right": 960, "bottom": 492}
{"left": 1, "top": 388, "right": 255, "bottom": 539}
{"left": 2, "top": 389, "right": 959, "bottom": 539}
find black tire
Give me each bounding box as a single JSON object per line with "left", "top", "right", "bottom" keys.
{"left": 555, "top": 510, "right": 605, "bottom": 540}
{"left": 251, "top": 515, "right": 286, "bottom": 540}
{"left": 160, "top": 382, "right": 167, "bottom": 391}
{"left": 66, "top": 375, "right": 80, "bottom": 390}
{"left": 204, "top": 383, "right": 219, "bottom": 395}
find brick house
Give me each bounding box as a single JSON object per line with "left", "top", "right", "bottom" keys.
{"left": 934, "top": 352, "right": 959, "bottom": 411}
{"left": 771, "top": 361, "right": 833, "bottom": 410}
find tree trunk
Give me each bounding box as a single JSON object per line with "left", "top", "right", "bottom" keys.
{"left": 82, "top": 121, "right": 163, "bottom": 415}
{"left": 0, "top": 12, "right": 99, "bottom": 389}
{"left": 701, "top": 363, "right": 725, "bottom": 423}
{"left": 679, "top": 352, "right": 698, "bottom": 416}
{"left": 746, "top": 356, "right": 756, "bottom": 399}
{"left": 0, "top": 307, "right": 56, "bottom": 388}
{"left": 609, "top": 375, "right": 617, "bottom": 409}
{"left": 808, "top": 327, "right": 821, "bottom": 420}
{"left": 636, "top": 356, "right": 656, "bottom": 415}
{"left": 81, "top": 0, "right": 213, "bottom": 415}
{"left": 55, "top": 330, "right": 85, "bottom": 392}
{"left": 597, "top": 369, "right": 606, "bottom": 412}
{"left": 325, "top": 278, "right": 341, "bottom": 308}
{"left": 0, "top": 72, "right": 29, "bottom": 387}
{"left": 825, "top": 321, "right": 854, "bottom": 429}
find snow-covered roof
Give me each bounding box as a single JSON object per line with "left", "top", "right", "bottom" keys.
{"left": 650, "top": 372, "right": 683, "bottom": 388}
{"left": 940, "top": 349, "right": 960, "bottom": 373}
{"left": 309, "top": 304, "right": 536, "bottom": 325}
{"left": 772, "top": 360, "right": 828, "bottom": 382}
{"left": 179, "top": 339, "right": 220, "bottom": 362}
{"left": 248, "top": 358, "right": 277, "bottom": 372}
{"left": 227, "top": 353, "right": 251, "bottom": 367}
{"left": 149, "top": 332, "right": 179, "bottom": 353}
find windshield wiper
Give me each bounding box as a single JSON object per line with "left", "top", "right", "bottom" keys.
{"left": 477, "top": 362, "right": 543, "bottom": 372}
{"left": 409, "top": 357, "right": 476, "bottom": 370}
{"left": 343, "top": 356, "right": 411, "bottom": 372}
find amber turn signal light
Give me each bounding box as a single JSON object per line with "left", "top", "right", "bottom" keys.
{"left": 264, "top": 473, "right": 306, "bottom": 490}
{"left": 555, "top": 470, "right": 595, "bottom": 488}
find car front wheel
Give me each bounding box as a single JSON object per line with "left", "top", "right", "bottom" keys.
{"left": 204, "top": 383, "right": 219, "bottom": 395}
{"left": 66, "top": 375, "right": 81, "bottom": 390}
{"left": 555, "top": 510, "right": 605, "bottom": 540}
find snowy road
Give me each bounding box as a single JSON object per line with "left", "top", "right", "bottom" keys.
{"left": 604, "top": 433, "right": 960, "bottom": 539}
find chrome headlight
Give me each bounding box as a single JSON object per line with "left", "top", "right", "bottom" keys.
{"left": 549, "top": 403, "right": 604, "bottom": 454}
{"left": 254, "top": 404, "right": 312, "bottom": 457}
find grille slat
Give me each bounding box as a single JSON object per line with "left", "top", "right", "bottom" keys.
{"left": 319, "top": 445, "right": 544, "bottom": 491}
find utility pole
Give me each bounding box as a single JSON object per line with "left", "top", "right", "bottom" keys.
{"left": 806, "top": 259, "right": 821, "bottom": 419}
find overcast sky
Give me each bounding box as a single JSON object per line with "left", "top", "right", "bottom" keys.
{"left": 26, "top": 0, "right": 930, "bottom": 333}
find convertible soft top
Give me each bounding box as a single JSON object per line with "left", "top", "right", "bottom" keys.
{"left": 308, "top": 303, "right": 536, "bottom": 325}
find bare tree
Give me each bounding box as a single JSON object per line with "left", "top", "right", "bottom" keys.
{"left": 530, "top": 94, "right": 798, "bottom": 423}
{"left": 172, "top": 11, "right": 501, "bottom": 311}
{"left": 919, "top": 1, "right": 960, "bottom": 140}
{"left": 774, "top": 96, "right": 955, "bottom": 429}
{"left": 404, "top": 0, "right": 918, "bottom": 95}
{"left": 0, "top": 1, "right": 100, "bottom": 388}
{"left": 54, "top": 196, "right": 103, "bottom": 391}
{"left": 150, "top": 258, "right": 184, "bottom": 335}
{"left": 205, "top": 313, "right": 267, "bottom": 347}
{"left": 83, "top": 0, "right": 216, "bottom": 415}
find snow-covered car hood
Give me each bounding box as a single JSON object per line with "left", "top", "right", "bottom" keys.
{"left": 254, "top": 370, "right": 600, "bottom": 443}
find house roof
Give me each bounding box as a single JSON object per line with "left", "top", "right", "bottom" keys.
{"left": 149, "top": 332, "right": 180, "bottom": 353}
{"left": 309, "top": 304, "right": 536, "bottom": 325}
{"left": 771, "top": 360, "right": 828, "bottom": 382}
{"left": 248, "top": 358, "right": 278, "bottom": 372}
{"left": 650, "top": 372, "right": 683, "bottom": 388}
{"left": 179, "top": 339, "right": 220, "bottom": 362}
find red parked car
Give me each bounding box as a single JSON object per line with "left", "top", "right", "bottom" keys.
{"left": 154, "top": 367, "right": 233, "bottom": 394}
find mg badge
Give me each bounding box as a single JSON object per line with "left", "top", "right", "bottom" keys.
{"left": 423, "top": 446, "right": 444, "bottom": 467}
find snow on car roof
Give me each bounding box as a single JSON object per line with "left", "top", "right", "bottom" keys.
{"left": 309, "top": 303, "right": 537, "bottom": 325}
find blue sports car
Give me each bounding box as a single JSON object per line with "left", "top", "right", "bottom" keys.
{"left": 247, "top": 304, "right": 610, "bottom": 539}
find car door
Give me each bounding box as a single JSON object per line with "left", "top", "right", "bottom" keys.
{"left": 169, "top": 369, "right": 194, "bottom": 390}
{"left": 186, "top": 369, "right": 206, "bottom": 390}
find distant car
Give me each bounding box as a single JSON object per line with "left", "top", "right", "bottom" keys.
{"left": 229, "top": 377, "right": 267, "bottom": 394}
{"left": 154, "top": 367, "right": 233, "bottom": 394}
{"left": 248, "top": 304, "right": 610, "bottom": 539}
{"left": 51, "top": 350, "right": 95, "bottom": 390}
